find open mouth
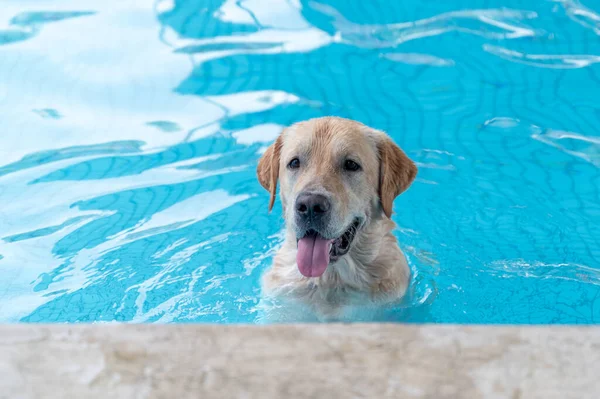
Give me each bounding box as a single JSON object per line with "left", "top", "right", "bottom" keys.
{"left": 329, "top": 218, "right": 361, "bottom": 260}
{"left": 295, "top": 218, "right": 361, "bottom": 278}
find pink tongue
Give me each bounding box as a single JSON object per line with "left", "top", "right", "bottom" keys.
{"left": 297, "top": 236, "right": 333, "bottom": 277}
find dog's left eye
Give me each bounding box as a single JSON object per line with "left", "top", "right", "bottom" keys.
{"left": 344, "top": 160, "right": 361, "bottom": 172}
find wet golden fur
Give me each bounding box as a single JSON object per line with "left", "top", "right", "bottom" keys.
{"left": 257, "top": 117, "right": 417, "bottom": 320}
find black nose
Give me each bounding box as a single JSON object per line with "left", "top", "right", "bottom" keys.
{"left": 295, "top": 193, "right": 331, "bottom": 219}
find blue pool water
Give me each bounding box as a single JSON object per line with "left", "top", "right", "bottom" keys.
{"left": 1, "top": 0, "right": 599, "bottom": 324}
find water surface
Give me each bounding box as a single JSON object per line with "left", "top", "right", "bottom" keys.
{"left": 1, "top": 0, "right": 599, "bottom": 323}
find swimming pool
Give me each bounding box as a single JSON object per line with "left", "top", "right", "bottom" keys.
{"left": 0, "top": 0, "right": 599, "bottom": 324}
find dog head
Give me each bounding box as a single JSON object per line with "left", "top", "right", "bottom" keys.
{"left": 257, "top": 117, "right": 417, "bottom": 278}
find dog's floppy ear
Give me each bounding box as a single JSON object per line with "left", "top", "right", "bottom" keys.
{"left": 378, "top": 137, "right": 417, "bottom": 218}
{"left": 257, "top": 135, "right": 283, "bottom": 211}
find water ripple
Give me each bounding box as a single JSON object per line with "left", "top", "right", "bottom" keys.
{"left": 0, "top": 10, "right": 94, "bottom": 47}
{"left": 489, "top": 260, "right": 600, "bottom": 286}
{"left": 552, "top": 0, "right": 600, "bottom": 35}
{"left": 532, "top": 129, "right": 600, "bottom": 166}
{"left": 381, "top": 52, "right": 455, "bottom": 67}
{"left": 310, "top": 3, "right": 539, "bottom": 48}
{"left": 484, "top": 44, "right": 600, "bottom": 69}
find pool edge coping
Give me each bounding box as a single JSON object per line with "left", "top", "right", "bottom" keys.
{"left": 1, "top": 323, "right": 599, "bottom": 398}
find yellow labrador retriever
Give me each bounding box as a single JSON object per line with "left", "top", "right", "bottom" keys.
{"left": 257, "top": 116, "right": 417, "bottom": 320}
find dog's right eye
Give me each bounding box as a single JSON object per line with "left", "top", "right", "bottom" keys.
{"left": 288, "top": 158, "right": 300, "bottom": 169}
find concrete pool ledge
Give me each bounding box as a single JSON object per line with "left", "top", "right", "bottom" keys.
{"left": 1, "top": 324, "right": 598, "bottom": 398}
